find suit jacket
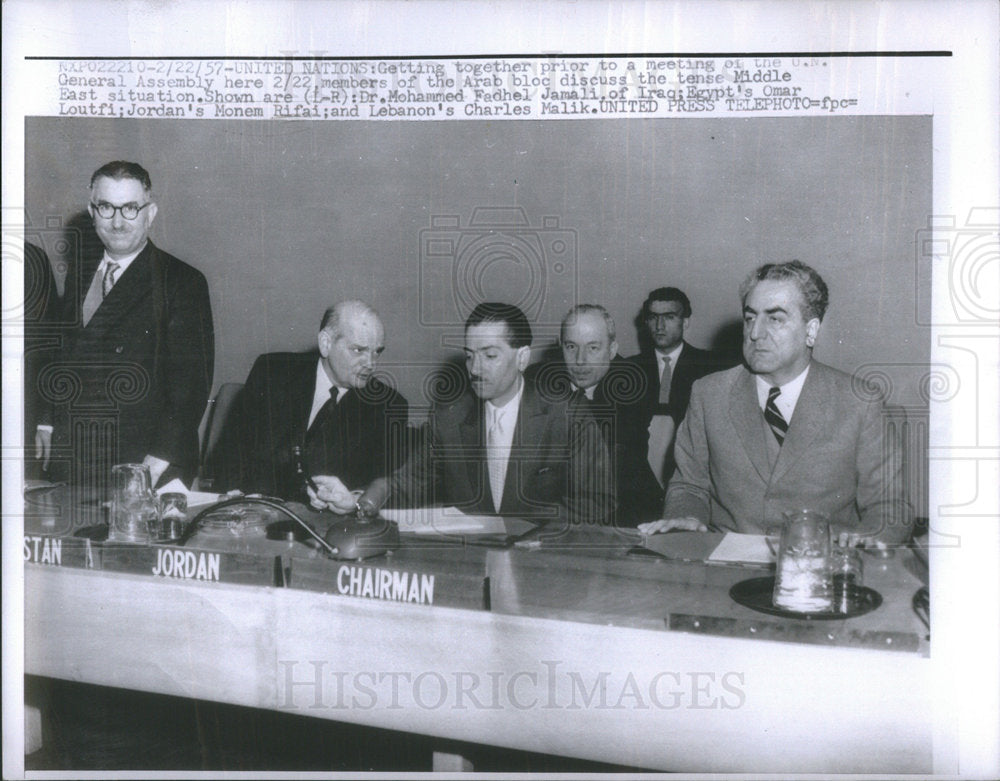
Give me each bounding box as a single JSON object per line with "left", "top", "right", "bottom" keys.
{"left": 216, "top": 351, "right": 409, "bottom": 500}
{"left": 527, "top": 358, "right": 663, "bottom": 525}
{"left": 631, "top": 342, "right": 727, "bottom": 421}
{"left": 388, "top": 376, "right": 615, "bottom": 527}
{"left": 664, "top": 361, "right": 913, "bottom": 542}
{"left": 24, "top": 243, "right": 62, "bottom": 453}
{"left": 631, "top": 342, "right": 729, "bottom": 481}
{"left": 43, "top": 240, "right": 214, "bottom": 485}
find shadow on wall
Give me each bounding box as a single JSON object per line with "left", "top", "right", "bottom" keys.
{"left": 708, "top": 319, "right": 744, "bottom": 367}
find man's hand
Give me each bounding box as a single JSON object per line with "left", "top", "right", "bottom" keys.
{"left": 833, "top": 528, "right": 893, "bottom": 555}
{"left": 637, "top": 517, "right": 709, "bottom": 535}
{"left": 307, "top": 475, "right": 357, "bottom": 514}
{"left": 34, "top": 428, "right": 52, "bottom": 469}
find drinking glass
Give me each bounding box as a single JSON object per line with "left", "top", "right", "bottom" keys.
{"left": 155, "top": 492, "right": 189, "bottom": 541}
{"left": 109, "top": 463, "right": 158, "bottom": 543}
{"left": 831, "top": 545, "right": 864, "bottom": 614}
{"left": 772, "top": 509, "right": 833, "bottom": 612}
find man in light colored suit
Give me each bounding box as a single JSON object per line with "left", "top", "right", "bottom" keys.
{"left": 640, "top": 261, "right": 912, "bottom": 545}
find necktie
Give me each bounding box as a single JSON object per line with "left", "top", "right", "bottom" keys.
{"left": 308, "top": 386, "right": 340, "bottom": 435}
{"left": 102, "top": 261, "right": 120, "bottom": 298}
{"left": 765, "top": 386, "right": 788, "bottom": 445}
{"left": 486, "top": 407, "right": 506, "bottom": 512}
{"left": 658, "top": 355, "right": 673, "bottom": 404}
{"left": 302, "top": 387, "right": 340, "bottom": 488}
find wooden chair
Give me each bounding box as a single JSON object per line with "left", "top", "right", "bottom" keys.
{"left": 195, "top": 382, "right": 244, "bottom": 489}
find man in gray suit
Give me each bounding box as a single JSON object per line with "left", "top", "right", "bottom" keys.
{"left": 640, "top": 261, "right": 912, "bottom": 546}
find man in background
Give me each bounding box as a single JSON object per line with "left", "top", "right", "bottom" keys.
{"left": 630, "top": 286, "right": 726, "bottom": 486}
{"left": 35, "top": 161, "right": 214, "bottom": 489}
{"left": 217, "top": 300, "right": 408, "bottom": 503}
{"left": 529, "top": 304, "right": 662, "bottom": 525}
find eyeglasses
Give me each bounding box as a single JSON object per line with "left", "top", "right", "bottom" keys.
{"left": 90, "top": 201, "right": 152, "bottom": 221}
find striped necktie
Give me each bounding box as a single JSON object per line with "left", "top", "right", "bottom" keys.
{"left": 102, "top": 261, "right": 120, "bottom": 298}
{"left": 764, "top": 386, "right": 788, "bottom": 445}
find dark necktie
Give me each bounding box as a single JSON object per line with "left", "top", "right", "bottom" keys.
{"left": 765, "top": 386, "right": 788, "bottom": 445}
{"left": 306, "top": 386, "right": 340, "bottom": 440}
{"left": 301, "top": 387, "right": 341, "bottom": 487}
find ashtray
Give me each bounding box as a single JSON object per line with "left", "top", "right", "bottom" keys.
{"left": 729, "top": 576, "right": 882, "bottom": 620}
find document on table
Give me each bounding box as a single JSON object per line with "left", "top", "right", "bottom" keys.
{"left": 380, "top": 506, "right": 510, "bottom": 536}
{"left": 156, "top": 478, "right": 222, "bottom": 508}
{"left": 707, "top": 532, "right": 775, "bottom": 565}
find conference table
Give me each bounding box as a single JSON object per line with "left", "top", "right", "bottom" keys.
{"left": 23, "top": 488, "right": 932, "bottom": 773}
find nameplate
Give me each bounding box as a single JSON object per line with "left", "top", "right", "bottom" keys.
{"left": 290, "top": 554, "right": 487, "bottom": 610}
{"left": 23, "top": 535, "right": 95, "bottom": 569}
{"left": 99, "top": 543, "right": 280, "bottom": 587}
{"left": 26, "top": 536, "right": 489, "bottom": 607}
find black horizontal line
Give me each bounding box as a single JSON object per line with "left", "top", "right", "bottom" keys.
{"left": 27, "top": 51, "right": 952, "bottom": 61}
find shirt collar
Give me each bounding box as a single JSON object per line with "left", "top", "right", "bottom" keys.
{"left": 570, "top": 380, "right": 596, "bottom": 400}
{"left": 655, "top": 341, "right": 684, "bottom": 367}
{"left": 485, "top": 375, "right": 524, "bottom": 422}
{"left": 316, "top": 360, "right": 349, "bottom": 403}
{"left": 99, "top": 241, "right": 147, "bottom": 277}
{"left": 754, "top": 364, "right": 810, "bottom": 414}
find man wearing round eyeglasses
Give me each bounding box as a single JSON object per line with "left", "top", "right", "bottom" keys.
{"left": 35, "top": 161, "right": 214, "bottom": 491}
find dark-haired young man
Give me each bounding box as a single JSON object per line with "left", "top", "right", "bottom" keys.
{"left": 630, "top": 286, "right": 725, "bottom": 485}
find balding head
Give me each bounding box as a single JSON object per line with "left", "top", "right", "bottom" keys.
{"left": 318, "top": 300, "right": 385, "bottom": 389}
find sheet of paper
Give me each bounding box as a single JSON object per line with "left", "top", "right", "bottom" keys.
{"left": 707, "top": 532, "right": 776, "bottom": 565}
{"left": 155, "top": 478, "right": 221, "bottom": 508}
{"left": 380, "top": 506, "right": 509, "bottom": 536}
{"left": 641, "top": 531, "right": 724, "bottom": 562}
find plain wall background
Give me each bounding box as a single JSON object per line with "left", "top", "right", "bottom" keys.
{"left": 25, "top": 115, "right": 932, "bottom": 416}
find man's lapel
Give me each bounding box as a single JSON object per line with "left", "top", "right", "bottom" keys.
{"left": 502, "top": 382, "right": 546, "bottom": 511}
{"left": 771, "top": 362, "right": 827, "bottom": 484}
{"left": 729, "top": 367, "right": 772, "bottom": 482}
{"left": 458, "top": 395, "right": 486, "bottom": 500}
{"left": 299, "top": 360, "right": 326, "bottom": 439}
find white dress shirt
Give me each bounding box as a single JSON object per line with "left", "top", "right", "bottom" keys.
{"left": 308, "top": 360, "right": 349, "bottom": 428}
{"left": 484, "top": 378, "right": 524, "bottom": 510}
{"left": 655, "top": 341, "right": 685, "bottom": 381}
{"left": 754, "top": 365, "right": 810, "bottom": 423}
